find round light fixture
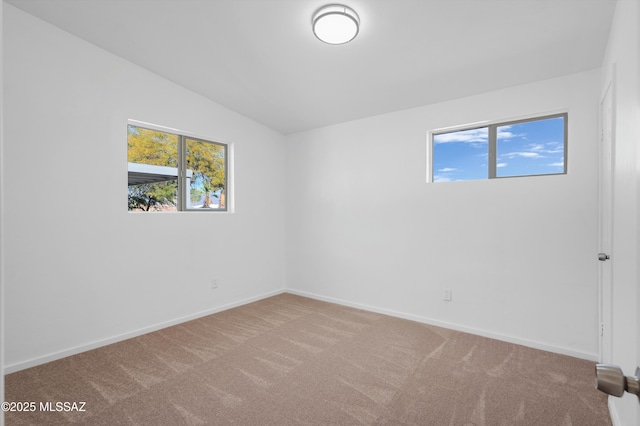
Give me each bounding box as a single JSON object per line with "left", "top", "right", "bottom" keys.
{"left": 312, "top": 4, "right": 360, "bottom": 45}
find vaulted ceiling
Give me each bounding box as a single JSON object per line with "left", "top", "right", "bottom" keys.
{"left": 5, "top": 0, "right": 617, "bottom": 134}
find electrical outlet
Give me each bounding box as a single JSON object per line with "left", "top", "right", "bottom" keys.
{"left": 443, "top": 289, "right": 452, "bottom": 301}
{"left": 211, "top": 278, "right": 218, "bottom": 290}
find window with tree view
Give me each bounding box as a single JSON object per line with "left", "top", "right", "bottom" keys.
{"left": 431, "top": 113, "right": 567, "bottom": 182}
{"left": 127, "top": 124, "right": 227, "bottom": 211}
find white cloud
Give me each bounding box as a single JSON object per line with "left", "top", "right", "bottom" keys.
{"left": 433, "top": 175, "right": 453, "bottom": 182}
{"left": 501, "top": 151, "right": 543, "bottom": 159}
{"left": 539, "top": 141, "right": 563, "bottom": 154}
{"left": 548, "top": 162, "right": 564, "bottom": 167}
{"left": 496, "top": 126, "right": 526, "bottom": 142}
{"left": 496, "top": 163, "right": 507, "bottom": 168}
{"left": 498, "top": 141, "right": 562, "bottom": 161}
{"left": 438, "top": 167, "right": 458, "bottom": 172}
{"left": 497, "top": 131, "right": 515, "bottom": 139}
{"left": 433, "top": 128, "right": 488, "bottom": 144}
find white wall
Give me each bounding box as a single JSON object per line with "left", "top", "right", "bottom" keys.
{"left": 600, "top": 0, "right": 640, "bottom": 424}
{"left": 3, "top": 5, "right": 286, "bottom": 371}
{"left": 286, "top": 70, "right": 601, "bottom": 360}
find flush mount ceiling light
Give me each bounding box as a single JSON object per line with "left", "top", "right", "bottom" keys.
{"left": 312, "top": 4, "right": 360, "bottom": 45}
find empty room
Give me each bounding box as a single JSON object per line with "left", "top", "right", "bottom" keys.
{"left": 1, "top": 0, "right": 639, "bottom": 425}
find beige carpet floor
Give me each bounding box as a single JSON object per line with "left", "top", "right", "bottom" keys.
{"left": 5, "top": 293, "right": 610, "bottom": 425}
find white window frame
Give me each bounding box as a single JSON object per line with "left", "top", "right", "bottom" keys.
{"left": 127, "top": 119, "right": 233, "bottom": 212}
{"left": 427, "top": 111, "right": 568, "bottom": 183}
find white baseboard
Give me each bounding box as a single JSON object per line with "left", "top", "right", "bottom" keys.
{"left": 608, "top": 398, "right": 621, "bottom": 426}
{"left": 286, "top": 288, "right": 599, "bottom": 362}
{"left": 4, "top": 288, "right": 286, "bottom": 374}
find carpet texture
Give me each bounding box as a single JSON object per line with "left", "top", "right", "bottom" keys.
{"left": 5, "top": 293, "right": 611, "bottom": 425}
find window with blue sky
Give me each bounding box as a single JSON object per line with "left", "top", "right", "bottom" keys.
{"left": 432, "top": 114, "right": 567, "bottom": 182}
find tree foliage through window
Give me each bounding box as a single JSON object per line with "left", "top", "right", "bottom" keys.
{"left": 127, "top": 125, "right": 227, "bottom": 211}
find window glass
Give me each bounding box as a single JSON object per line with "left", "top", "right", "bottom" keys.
{"left": 185, "top": 138, "right": 226, "bottom": 210}
{"left": 496, "top": 116, "right": 565, "bottom": 177}
{"left": 430, "top": 113, "right": 566, "bottom": 182}
{"left": 127, "top": 124, "right": 228, "bottom": 212}
{"left": 127, "top": 126, "right": 179, "bottom": 211}
{"left": 432, "top": 127, "right": 488, "bottom": 182}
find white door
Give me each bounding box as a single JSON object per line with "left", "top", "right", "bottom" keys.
{"left": 598, "top": 77, "right": 614, "bottom": 363}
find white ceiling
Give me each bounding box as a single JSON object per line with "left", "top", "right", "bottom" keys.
{"left": 5, "top": 0, "right": 617, "bottom": 134}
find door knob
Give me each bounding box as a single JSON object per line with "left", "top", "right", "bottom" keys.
{"left": 598, "top": 253, "right": 610, "bottom": 261}
{"left": 595, "top": 364, "right": 640, "bottom": 399}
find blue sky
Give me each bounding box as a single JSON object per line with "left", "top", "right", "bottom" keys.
{"left": 433, "top": 116, "right": 565, "bottom": 182}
